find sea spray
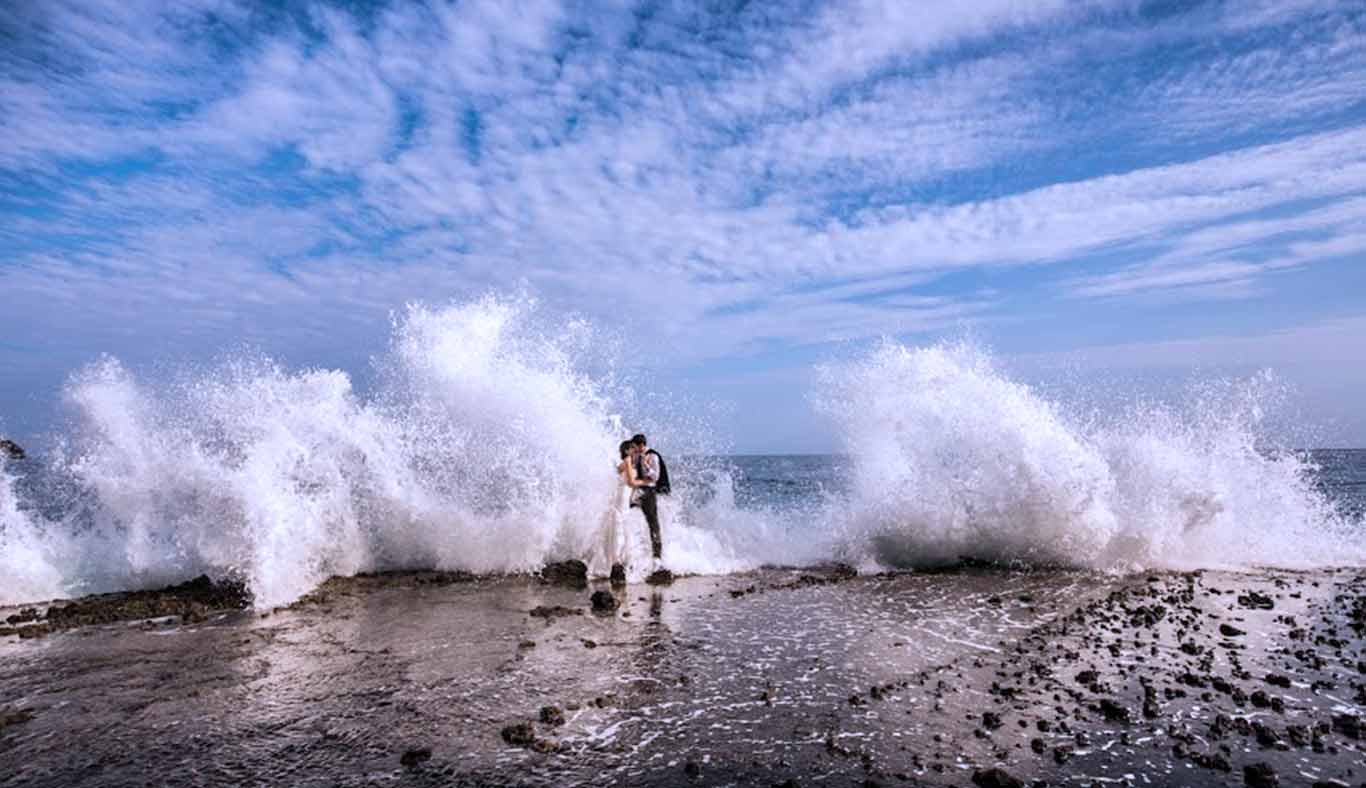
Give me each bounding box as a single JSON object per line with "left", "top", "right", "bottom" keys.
{"left": 0, "top": 459, "right": 67, "bottom": 604}
{"left": 816, "top": 340, "right": 1361, "bottom": 571}
{"left": 2, "top": 296, "right": 749, "bottom": 608}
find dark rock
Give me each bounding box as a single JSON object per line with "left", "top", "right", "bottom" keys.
{"left": 684, "top": 761, "right": 701, "bottom": 778}
{"left": 42, "top": 574, "right": 248, "bottom": 633}
{"left": 1250, "top": 690, "right": 1271, "bottom": 708}
{"left": 1330, "top": 713, "right": 1360, "bottom": 739}
{"left": 609, "top": 563, "right": 626, "bottom": 587}
{"left": 399, "top": 747, "right": 431, "bottom": 768}
{"left": 982, "top": 711, "right": 1003, "bottom": 730}
{"left": 1238, "top": 592, "right": 1275, "bottom": 609}
{"left": 1219, "top": 623, "right": 1246, "bottom": 637}
{"left": 646, "top": 568, "right": 675, "bottom": 586}
{"left": 1252, "top": 722, "right": 1280, "bottom": 747}
{"left": 541, "top": 560, "right": 588, "bottom": 589}
{"left": 972, "top": 767, "right": 1024, "bottom": 788}
{"left": 1264, "top": 674, "right": 1291, "bottom": 688}
{"left": 1285, "top": 725, "right": 1309, "bottom": 747}
{"left": 1097, "top": 699, "right": 1131, "bottom": 724}
{"left": 1075, "top": 670, "right": 1098, "bottom": 686}
{"left": 590, "top": 590, "right": 619, "bottom": 614}
{"left": 0, "top": 709, "right": 35, "bottom": 731}
{"left": 0, "top": 438, "right": 24, "bottom": 461}
{"left": 539, "top": 706, "right": 565, "bottom": 726}
{"left": 528, "top": 605, "right": 583, "bottom": 622}
{"left": 1030, "top": 737, "right": 1045, "bottom": 754}
{"left": 1243, "top": 762, "right": 1278, "bottom": 788}
{"left": 1052, "top": 746, "right": 1072, "bottom": 764}
{"left": 501, "top": 723, "right": 535, "bottom": 746}
{"left": 5, "top": 608, "right": 39, "bottom": 625}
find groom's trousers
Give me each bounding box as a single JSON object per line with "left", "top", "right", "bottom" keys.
{"left": 638, "top": 488, "right": 663, "bottom": 559}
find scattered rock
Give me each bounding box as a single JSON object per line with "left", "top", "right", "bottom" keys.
{"left": 683, "top": 761, "right": 701, "bottom": 778}
{"left": 541, "top": 560, "right": 588, "bottom": 589}
{"left": 589, "top": 590, "right": 619, "bottom": 614}
{"left": 646, "top": 569, "right": 675, "bottom": 586}
{"left": 609, "top": 563, "right": 626, "bottom": 587}
{"left": 528, "top": 605, "right": 583, "bottom": 622}
{"left": 1264, "top": 674, "right": 1291, "bottom": 688}
{"left": 539, "top": 706, "right": 565, "bottom": 726}
{"left": 1330, "top": 713, "right": 1360, "bottom": 739}
{"left": 1097, "top": 699, "right": 1131, "bottom": 724}
{"left": 399, "top": 747, "right": 431, "bottom": 768}
{"left": 1219, "top": 623, "right": 1246, "bottom": 638}
{"left": 501, "top": 723, "right": 535, "bottom": 746}
{"left": 1243, "top": 762, "right": 1278, "bottom": 788}
{"left": 972, "top": 767, "right": 1024, "bottom": 788}
{"left": 1238, "top": 591, "right": 1275, "bottom": 609}
{"left": 982, "top": 711, "right": 1003, "bottom": 730}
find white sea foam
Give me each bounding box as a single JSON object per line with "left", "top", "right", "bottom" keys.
{"left": 0, "top": 461, "right": 67, "bottom": 604}
{"left": 816, "top": 340, "right": 1362, "bottom": 571}
{"left": 1, "top": 296, "right": 749, "bottom": 608}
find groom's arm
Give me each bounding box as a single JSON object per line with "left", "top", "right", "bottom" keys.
{"left": 640, "top": 453, "right": 660, "bottom": 485}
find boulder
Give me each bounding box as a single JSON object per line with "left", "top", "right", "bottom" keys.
{"left": 541, "top": 560, "right": 588, "bottom": 589}
{"left": 590, "top": 590, "right": 619, "bottom": 614}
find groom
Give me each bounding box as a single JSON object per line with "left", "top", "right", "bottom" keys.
{"left": 630, "top": 433, "right": 670, "bottom": 568}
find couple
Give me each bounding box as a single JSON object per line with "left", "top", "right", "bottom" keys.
{"left": 604, "top": 433, "right": 671, "bottom": 584}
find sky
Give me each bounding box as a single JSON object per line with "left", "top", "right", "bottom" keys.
{"left": 1, "top": 0, "right": 1365, "bottom": 452}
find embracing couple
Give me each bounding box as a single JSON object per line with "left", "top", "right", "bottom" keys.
{"left": 605, "top": 433, "right": 671, "bottom": 584}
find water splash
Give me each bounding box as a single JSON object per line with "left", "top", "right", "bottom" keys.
{"left": 816, "top": 340, "right": 1361, "bottom": 571}
{"left": 2, "top": 296, "right": 749, "bottom": 608}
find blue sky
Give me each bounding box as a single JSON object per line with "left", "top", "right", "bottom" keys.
{"left": 2, "top": 0, "right": 1365, "bottom": 452}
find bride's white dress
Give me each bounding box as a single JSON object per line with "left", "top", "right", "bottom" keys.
{"left": 592, "top": 466, "right": 632, "bottom": 577}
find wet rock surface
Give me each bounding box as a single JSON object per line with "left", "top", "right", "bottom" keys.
{"left": 0, "top": 566, "right": 1362, "bottom": 787}
{"left": 1, "top": 574, "right": 251, "bottom": 640}
{"left": 541, "top": 560, "right": 589, "bottom": 589}
{"left": 0, "top": 438, "right": 23, "bottom": 461}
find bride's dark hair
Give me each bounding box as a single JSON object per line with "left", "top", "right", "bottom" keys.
{"left": 619, "top": 440, "right": 633, "bottom": 459}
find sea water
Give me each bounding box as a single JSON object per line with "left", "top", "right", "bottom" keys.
{"left": 2, "top": 296, "right": 1363, "bottom": 608}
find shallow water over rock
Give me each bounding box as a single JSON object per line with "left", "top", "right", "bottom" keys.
{"left": 1, "top": 566, "right": 1363, "bottom": 787}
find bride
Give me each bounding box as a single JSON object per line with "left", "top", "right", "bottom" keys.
{"left": 598, "top": 439, "right": 647, "bottom": 584}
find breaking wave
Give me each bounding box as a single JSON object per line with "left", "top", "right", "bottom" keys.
{"left": 816, "top": 340, "right": 1363, "bottom": 571}
{"left": 0, "top": 296, "right": 751, "bottom": 608}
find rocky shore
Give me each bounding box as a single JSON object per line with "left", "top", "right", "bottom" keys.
{"left": 1, "top": 564, "right": 1362, "bottom": 787}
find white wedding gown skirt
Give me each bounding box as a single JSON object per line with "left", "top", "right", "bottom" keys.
{"left": 590, "top": 473, "right": 650, "bottom": 578}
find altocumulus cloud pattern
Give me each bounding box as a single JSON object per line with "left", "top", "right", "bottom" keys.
{"left": 2, "top": 0, "right": 1366, "bottom": 448}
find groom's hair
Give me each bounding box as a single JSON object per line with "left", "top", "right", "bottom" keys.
{"left": 630, "top": 434, "right": 647, "bottom": 447}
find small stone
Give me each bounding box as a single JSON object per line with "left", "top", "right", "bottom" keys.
{"left": 1330, "top": 713, "right": 1360, "bottom": 739}
{"left": 646, "top": 568, "right": 675, "bottom": 586}
{"left": 590, "top": 590, "right": 619, "bottom": 614}
{"left": 539, "top": 706, "right": 565, "bottom": 726}
{"left": 982, "top": 711, "right": 1003, "bottom": 730}
{"left": 541, "top": 560, "right": 588, "bottom": 589}
{"left": 1219, "top": 623, "right": 1246, "bottom": 637}
{"left": 501, "top": 723, "right": 535, "bottom": 746}
{"left": 972, "top": 767, "right": 1024, "bottom": 788}
{"left": 1243, "top": 762, "right": 1278, "bottom": 788}
{"left": 1264, "top": 674, "right": 1291, "bottom": 688}
{"left": 684, "top": 761, "right": 701, "bottom": 778}
{"left": 399, "top": 747, "right": 431, "bottom": 767}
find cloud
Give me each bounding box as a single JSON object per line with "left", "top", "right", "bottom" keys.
{"left": 2, "top": 0, "right": 1366, "bottom": 446}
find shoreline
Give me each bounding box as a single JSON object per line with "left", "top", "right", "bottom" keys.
{"left": 1, "top": 565, "right": 1363, "bottom": 786}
